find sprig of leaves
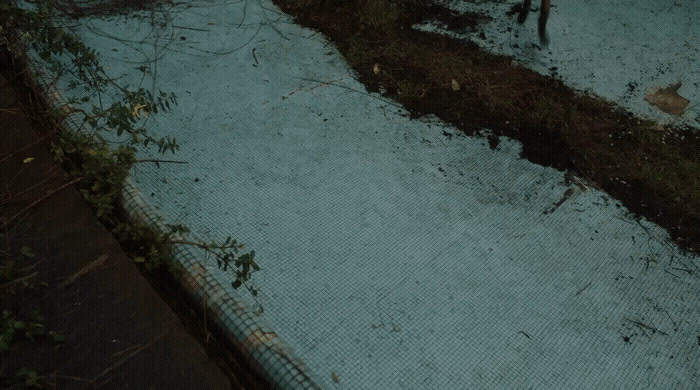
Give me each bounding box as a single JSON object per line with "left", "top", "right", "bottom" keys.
{"left": 1, "top": 0, "right": 260, "bottom": 295}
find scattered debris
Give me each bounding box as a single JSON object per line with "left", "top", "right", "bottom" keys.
{"left": 544, "top": 187, "right": 575, "bottom": 214}
{"left": 623, "top": 317, "right": 668, "bottom": 336}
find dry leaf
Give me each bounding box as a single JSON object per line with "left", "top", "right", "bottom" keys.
{"left": 451, "top": 79, "right": 460, "bottom": 91}
{"left": 644, "top": 81, "right": 689, "bottom": 115}
{"left": 60, "top": 254, "right": 108, "bottom": 288}
{"left": 373, "top": 63, "right": 380, "bottom": 75}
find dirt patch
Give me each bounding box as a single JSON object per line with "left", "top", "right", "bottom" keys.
{"left": 274, "top": 0, "right": 700, "bottom": 254}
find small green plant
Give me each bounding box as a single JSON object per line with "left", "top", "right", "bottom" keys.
{"left": 0, "top": 309, "right": 64, "bottom": 353}
{"left": 6, "top": 367, "right": 41, "bottom": 389}
{"left": 0, "top": 242, "right": 65, "bottom": 389}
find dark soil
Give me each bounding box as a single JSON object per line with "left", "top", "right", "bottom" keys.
{"left": 28, "top": 0, "right": 700, "bottom": 257}
{"left": 273, "top": 0, "right": 700, "bottom": 255}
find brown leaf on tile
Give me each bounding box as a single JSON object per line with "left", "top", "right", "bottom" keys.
{"left": 644, "top": 81, "right": 690, "bottom": 115}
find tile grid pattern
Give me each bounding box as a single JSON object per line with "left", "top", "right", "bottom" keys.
{"left": 14, "top": 28, "right": 326, "bottom": 390}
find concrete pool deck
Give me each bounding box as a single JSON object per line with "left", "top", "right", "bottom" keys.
{"left": 12, "top": 0, "right": 700, "bottom": 388}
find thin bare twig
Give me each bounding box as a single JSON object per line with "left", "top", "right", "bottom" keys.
{"left": 135, "top": 158, "right": 188, "bottom": 164}
{"left": 92, "top": 329, "right": 169, "bottom": 388}
{"left": 2, "top": 177, "right": 83, "bottom": 228}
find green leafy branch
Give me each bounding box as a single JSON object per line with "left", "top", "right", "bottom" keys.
{"left": 168, "top": 228, "right": 262, "bottom": 297}
{"left": 0, "top": 0, "right": 260, "bottom": 291}
{"left": 113, "top": 222, "right": 261, "bottom": 300}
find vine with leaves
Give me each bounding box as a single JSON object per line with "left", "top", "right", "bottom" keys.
{"left": 0, "top": 0, "right": 261, "bottom": 298}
